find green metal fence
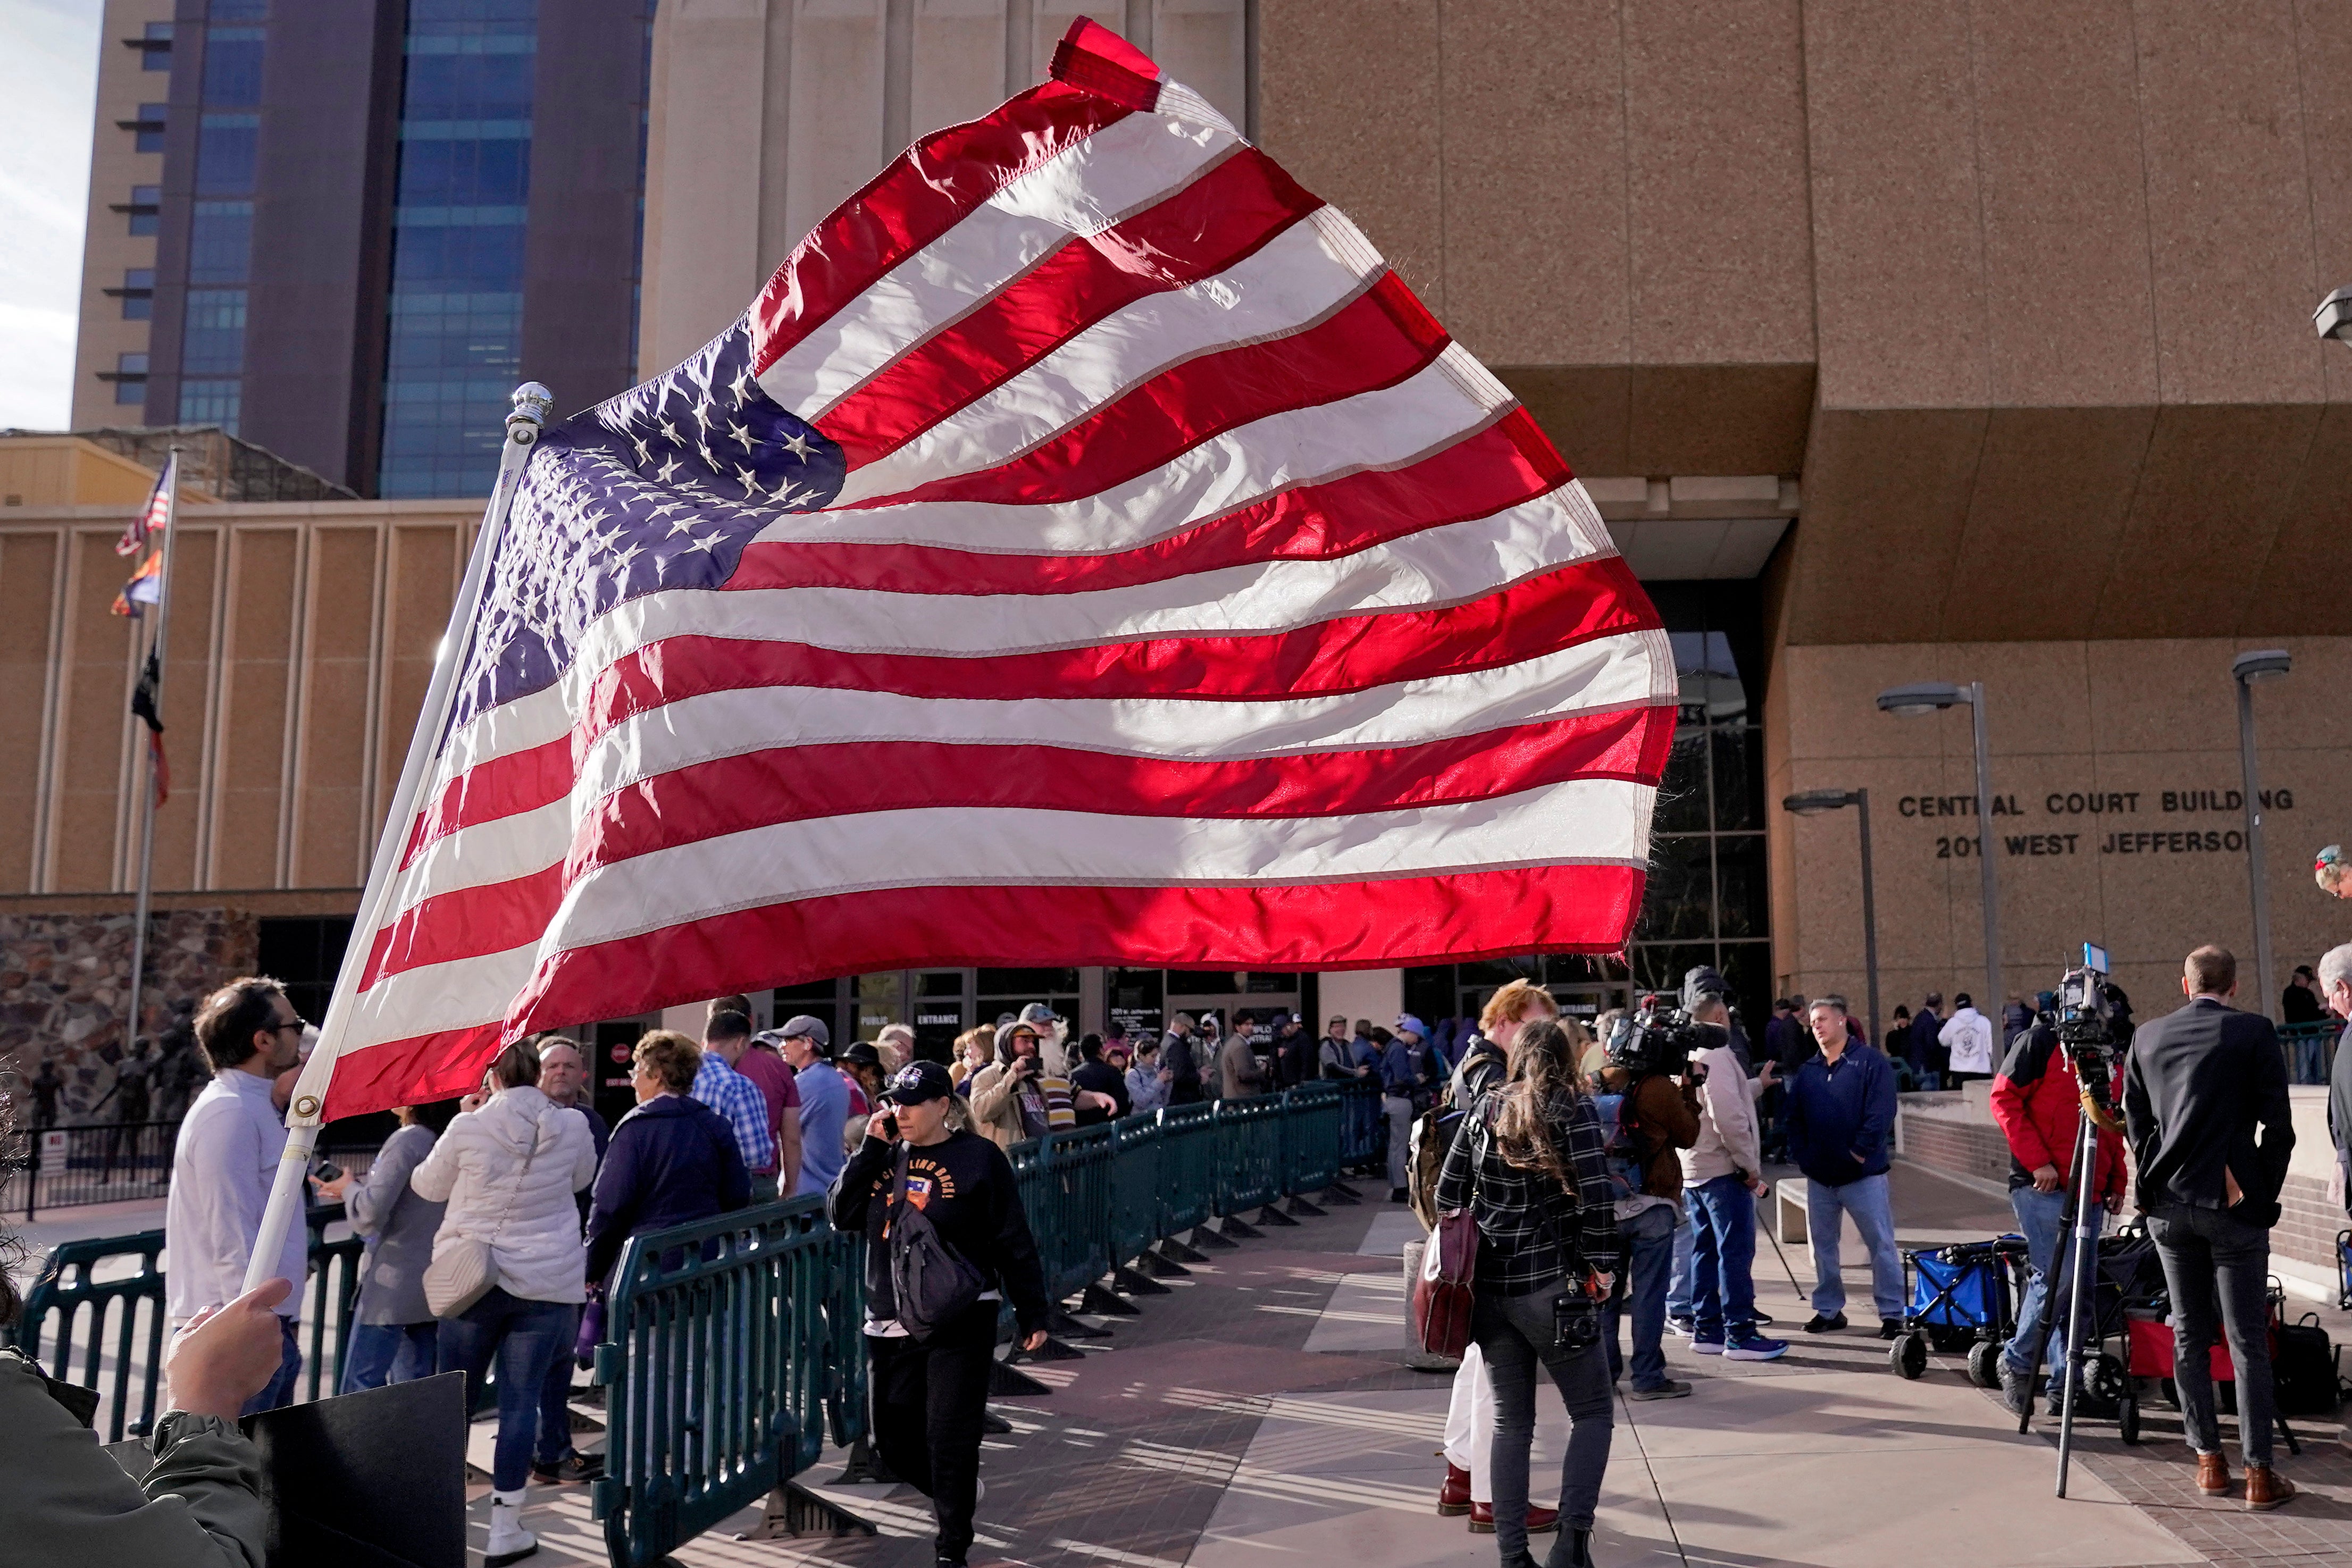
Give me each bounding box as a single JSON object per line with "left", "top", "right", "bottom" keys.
{"left": 2278, "top": 1018, "right": 2341, "bottom": 1081}
{"left": 10, "top": 1204, "right": 363, "bottom": 1441}
{"left": 590, "top": 1195, "right": 866, "bottom": 1568}
{"left": 591, "top": 1084, "right": 1370, "bottom": 1566}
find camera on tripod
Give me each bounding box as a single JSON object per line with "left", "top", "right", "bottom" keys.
{"left": 2042, "top": 942, "right": 2133, "bottom": 1130}
{"left": 1606, "top": 993, "right": 1709, "bottom": 1077}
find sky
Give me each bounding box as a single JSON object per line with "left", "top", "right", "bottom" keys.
{"left": 0, "top": 0, "right": 102, "bottom": 430}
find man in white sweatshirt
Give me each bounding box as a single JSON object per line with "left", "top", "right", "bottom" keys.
{"left": 1943, "top": 993, "right": 1997, "bottom": 1085}
{"left": 1680, "top": 1005, "right": 1788, "bottom": 1362}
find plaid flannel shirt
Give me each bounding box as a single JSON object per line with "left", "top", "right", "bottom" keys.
{"left": 1434, "top": 1087, "right": 1622, "bottom": 1293}
{"left": 692, "top": 1053, "right": 776, "bottom": 1174}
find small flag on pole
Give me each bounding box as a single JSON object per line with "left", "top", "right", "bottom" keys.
{"left": 131, "top": 648, "right": 169, "bottom": 808}
{"left": 118, "top": 458, "right": 174, "bottom": 557}
{"left": 111, "top": 550, "right": 163, "bottom": 618}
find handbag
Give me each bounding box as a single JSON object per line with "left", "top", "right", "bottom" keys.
{"left": 424, "top": 1107, "right": 544, "bottom": 1319}
{"left": 1412, "top": 1205, "right": 1480, "bottom": 1358}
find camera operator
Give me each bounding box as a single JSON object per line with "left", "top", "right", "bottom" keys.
{"left": 1592, "top": 1015, "right": 1702, "bottom": 1396}
{"left": 1434, "top": 1017, "right": 1618, "bottom": 1568}
{"left": 1988, "top": 1003, "right": 2124, "bottom": 1417}
{"left": 2123, "top": 945, "right": 2297, "bottom": 1510}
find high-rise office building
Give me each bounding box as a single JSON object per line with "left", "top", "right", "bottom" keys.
{"left": 69, "top": 0, "right": 654, "bottom": 499}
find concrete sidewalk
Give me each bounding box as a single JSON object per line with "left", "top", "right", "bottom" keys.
{"left": 484, "top": 1166, "right": 2351, "bottom": 1567}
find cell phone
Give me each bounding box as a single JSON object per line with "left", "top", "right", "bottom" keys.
{"left": 313, "top": 1160, "right": 344, "bottom": 1183}
{"left": 881, "top": 1111, "right": 900, "bottom": 1139}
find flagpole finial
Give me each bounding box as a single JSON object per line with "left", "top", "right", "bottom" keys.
{"left": 508, "top": 382, "right": 555, "bottom": 442}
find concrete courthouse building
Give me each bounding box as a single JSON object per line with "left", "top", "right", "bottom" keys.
{"left": 12, "top": 0, "right": 2352, "bottom": 1116}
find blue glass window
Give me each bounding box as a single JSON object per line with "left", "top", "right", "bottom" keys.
{"left": 379, "top": 0, "right": 537, "bottom": 498}
{"left": 140, "top": 21, "right": 173, "bottom": 70}
{"left": 126, "top": 185, "right": 161, "bottom": 236}
{"left": 119, "top": 267, "right": 155, "bottom": 321}
{"left": 197, "top": 113, "right": 261, "bottom": 195}
{"left": 202, "top": 26, "right": 265, "bottom": 107}
{"left": 133, "top": 103, "right": 167, "bottom": 153}
{"left": 189, "top": 200, "right": 254, "bottom": 283}
{"left": 179, "top": 380, "right": 242, "bottom": 431}
{"left": 182, "top": 289, "right": 248, "bottom": 375}
{"left": 113, "top": 353, "right": 149, "bottom": 406}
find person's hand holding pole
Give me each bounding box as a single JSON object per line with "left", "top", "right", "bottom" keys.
{"left": 166, "top": 1278, "right": 292, "bottom": 1420}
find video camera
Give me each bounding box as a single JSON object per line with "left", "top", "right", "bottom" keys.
{"left": 2041, "top": 942, "right": 2133, "bottom": 1131}
{"left": 1606, "top": 993, "right": 1710, "bottom": 1078}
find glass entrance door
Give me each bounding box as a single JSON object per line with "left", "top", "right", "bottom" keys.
{"left": 911, "top": 970, "right": 969, "bottom": 1064}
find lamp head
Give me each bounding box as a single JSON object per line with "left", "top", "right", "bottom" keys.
{"left": 1877, "top": 682, "right": 1966, "bottom": 716}
{"left": 2232, "top": 648, "right": 2290, "bottom": 684}
{"left": 2316, "top": 287, "right": 2352, "bottom": 345}
{"left": 1784, "top": 789, "right": 1859, "bottom": 817}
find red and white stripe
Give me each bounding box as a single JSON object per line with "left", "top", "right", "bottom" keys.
{"left": 319, "top": 20, "right": 1673, "bottom": 1119}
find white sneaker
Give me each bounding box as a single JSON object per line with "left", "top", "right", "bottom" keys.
{"left": 487, "top": 1488, "right": 538, "bottom": 1566}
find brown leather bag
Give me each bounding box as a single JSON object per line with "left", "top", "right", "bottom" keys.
{"left": 1411, "top": 1204, "right": 1480, "bottom": 1358}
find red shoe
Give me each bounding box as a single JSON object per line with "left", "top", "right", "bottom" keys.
{"left": 1468, "top": 1501, "right": 1560, "bottom": 1535}
{"left": 1437, "top": 1463, "right": 1471, "bottom": 1515}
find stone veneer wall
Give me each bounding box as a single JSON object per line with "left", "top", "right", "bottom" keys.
{"left": 0, "top": 909, "right": 258, "bottom": 1119}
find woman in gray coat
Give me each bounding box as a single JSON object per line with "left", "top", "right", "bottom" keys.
{"left": 316, "top": 1098, "right": 458, "bottom": 1391}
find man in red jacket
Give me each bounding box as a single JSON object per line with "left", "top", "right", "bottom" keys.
{"left": 1989, "top": 1012, "right": 2126, "bottom": 1417}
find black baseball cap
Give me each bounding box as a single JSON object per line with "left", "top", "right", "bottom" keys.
{"left": 882, "top": 1060, "right": 955, "bottom": 1105}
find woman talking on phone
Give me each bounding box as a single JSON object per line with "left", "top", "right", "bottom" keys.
{"left": 829, "top": 1060, "right": 1051, "bottom": 1568}
{"left": 1434, "top": 1018, "right": 1621, "bottom": 1568}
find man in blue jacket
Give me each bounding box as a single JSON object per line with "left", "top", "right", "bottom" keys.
{"left": 1786, "top": 997, "right": 1904, "bottom": 1337}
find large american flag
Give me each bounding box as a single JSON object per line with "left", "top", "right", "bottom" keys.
{"left": 324, "top": 21, "right": 1673, "bottom": 1118}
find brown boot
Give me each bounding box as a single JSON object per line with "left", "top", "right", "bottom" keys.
{"left": 2245, "top": 1464, "right": 2297, "bottom": 1512}
{"left": 2195, "top": 1452, "right": 2232, "bottom": 1496}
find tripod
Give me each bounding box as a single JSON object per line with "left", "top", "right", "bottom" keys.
{"left": 2009, "top": 1089, "right": 2111, "bottom": 1497}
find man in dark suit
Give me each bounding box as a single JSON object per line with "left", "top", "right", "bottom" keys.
{"left": 2123, "top": 944, "right": 2297, "bottom": 1511}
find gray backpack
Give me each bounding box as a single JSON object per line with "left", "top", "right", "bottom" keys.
{"left": 889, "top": 1147, "right": 987, "bottom": 1338}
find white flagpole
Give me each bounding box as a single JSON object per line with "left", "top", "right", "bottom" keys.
{"left": 241, "top": 383, "right": 553, "bottom": 1299}
{"left": 123, "top": 446, "right": 181, "bottom": 1068}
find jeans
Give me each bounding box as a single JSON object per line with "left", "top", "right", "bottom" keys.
{"left": 1441, "top": 1341, "right": 1495, "bottom": 1504}
{"left": 1474, "top": 1276, "right": 1614, "bottom": 1558}
{"left": 438, "top": 1287, "right": 576, "bottom": 1491}
{"left": 2148, "top": 1202, "right": 2278, "bottom": 1468}
{"left": 1384, "top": 1095, "right": 1414, "bottom": 1190}
{"left": 1806, "top": 1172, "right": 1904, "bottom": 1319}
{"left": 2295, "top": 1035, "right": 2329, "bottom": 1086}
{"left": 868, "top": 1299, "right": 998, "bottom": 1562}
{"left": 1664, "top": 1209, "right": 1695, "bottom": 1320}
{"left": 2001, "top": 1185, "right": 2103, "bottom": 1382}
{"left": 340, "top": 1320, "right": 438, "bottom": 1394}
{"left": 1603, "top": 1202, "right": 1678, "bottom": 1389}
{"left": 241, "top": 1315, "right": 303, "bottom": 1416}
{"left": 1688, "top": 1176, "right": 1758, "bottom": 1342}
{"left": 537, "top": 1303, "right": 585, "bottom": 1462}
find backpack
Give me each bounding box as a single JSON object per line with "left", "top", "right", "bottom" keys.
{"left": 887, "top": 1147, "right": 987, "bottom": 1338}
{"left": 2274, "top": 1313, "right": 2340, "bottom": 1416}
{"left": 1589, "top": 1084, "right": 1650, "bottom": 1202}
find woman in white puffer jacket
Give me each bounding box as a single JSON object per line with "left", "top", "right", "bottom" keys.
{"left": 412, "top": 1040, "right": 598, "bottom": 1566}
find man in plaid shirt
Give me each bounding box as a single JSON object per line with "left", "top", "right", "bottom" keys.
{"left": 692, "top": 1018, "right": 776, "bottom": 1183}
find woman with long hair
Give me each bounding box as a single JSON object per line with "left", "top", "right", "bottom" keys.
{"left": 1434, "top": 1017, "right": 1621, "bottom": 1568}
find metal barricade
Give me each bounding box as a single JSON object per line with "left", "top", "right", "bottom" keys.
{"left": 1157, "top": 1102, "right": 1218, "bottom": 1235}
{"left": 11, "top": 1203, "right": 359, "bottom": 1440}
{"left": 2278, "top": 1018, "right": 2341, "bottom": 1084}
{"left": 1214, "top": 1094, "right": 1283, "bottom": 1215}
{"left": 1033, "top": 1125, "right": 1115, "bottom": 1304}
{"left": 1108, "top": 1112, "right": 1164, "bottom": 1265}
{"left": 1282, "top": 1081, "right": 1343, "bottom": 1194}
{"left": 1335, "top": 1079, "right": 1383, "bottom": 1170}
{"left": 591, "top": 1196, "right": 865, "bottom": 1568}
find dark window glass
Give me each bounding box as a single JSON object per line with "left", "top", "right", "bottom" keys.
{"left": 178, "top": 380, "right": 241, "bottom": 431}
{"left": 1713, "top": 835, "right": 1768, "bottom": 939}
{"left": 1164, "top": 971, "right": 1240, "bottom": 994}
{"left": 141, "top": 21, "right": 173, "bottom": 69}
{"left": 1402, "top": 967, "right": 1452, "bottom": 1029}
{"left": 1711, "top": 726, "right": 1761, "bottom": 830}
{"left": 1638, "top": 835, "right": 1714, "bottom": 942}
{"left": 202, "top": 27, "right": 265, "bottom": 106}
{"left": 114, "top": 377, "right": 147, "bottom": 406}
{"left": 117, "top": 353, "right": 148, "bottom": 375}
{"left": 124, "top": 267, "right": 155, "bottom": 289}
{"left": 1656, "top": 724, "right": 1710, "bottom": 833}
{"left": 974, "top": 968, "right": 1080, "bottom": 996}
{"left": 1631, "top": 944, "right": 1716, "bottom": 1002}
{"left": 773, "top": 978, "right": 842, "bottom": 1001}
{"left": 120, "top": 269, "right": 155, "bottom": 321}
{"left": 1454, "top": 957, "right": 1542, "bottom": 987}
{"left": 189, "top": 200, "right": 254, "bottom": 283}
{"left": 1714, "top": 943, "right": 1775, "bottom": 1032}
{"left": 210, "top": 0, "right": 267, "bottom": 19}
{"left": 1243, "top": 972, "right": 1300, "bottom": 993}
{"left": 197, "top": 113, "right": 261, "bottom": 195}
{"left": 181, "top": 289, "right": 247, "bottom": 375}
{"left": 123, "top": 296, "right": 152, "bottom": 321}
{"left": 915, "top": 971, "right": 966, "bottom": 998}
{"left": 126, "top": 183, "right": 161, "bottom": 235}
{"left": 134, "top": 103, "right": 167, "bottom": 152}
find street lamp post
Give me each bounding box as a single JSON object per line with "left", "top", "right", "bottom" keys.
{"left": 1879, "top": 681, "right": 2003, "bottom": 1016}
{"left": 1786, "top": 788, "right": 1879, "bottom": 1047}
{"left": 2232, "top": 649, "right": 2290, "bottom": 1022}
